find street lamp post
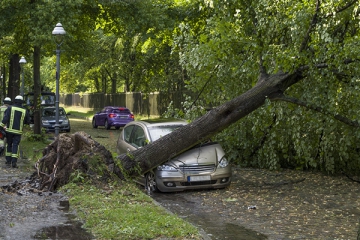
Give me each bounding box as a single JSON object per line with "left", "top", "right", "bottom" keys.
{"left": 19, "top": 56, "right": 27, "bottom": 97}
{"left": 52, "top": 23, "right": 66, "bottom": 137}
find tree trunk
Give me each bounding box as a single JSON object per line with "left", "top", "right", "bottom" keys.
{"left": 33, "top": 46, "right": 42, "bottom": 134}
{"left": 116, "top": 71, "right": 303, "bottom": 177}
{"left": 1, "top": 65, "right": 7, "bottom": 100}
{"left": 8, "top": 54, "right": 20, "bottom": 100}
{"left": 111, "top": 72, "right": 117, "bottom": 94}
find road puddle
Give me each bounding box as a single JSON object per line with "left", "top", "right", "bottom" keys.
{"left": 34, "top": 213, "right": 95, "bottom": 240}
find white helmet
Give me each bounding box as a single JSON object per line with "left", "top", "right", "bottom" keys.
{"left": 4, "top": 97, "right": 11, "bottom": 103}
{"left": 15, "top": 95, "right": 23, "bottom": 101}
{"left": 14, "top": 95, "right": 24, "bottom": 103}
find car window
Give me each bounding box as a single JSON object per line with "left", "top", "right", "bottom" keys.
{"left": 42, "top": 108, "right": 66, "bottom": 117}
{"left": 148, "top": 124, "right": 185, "bottom": 142}
{"left": 130, "top": 126, "right": 146, "bottom": 147}
{"left": 113, "top": 109, "right": 130, "bottom": 114}
{"left": 123, "top": 125, "right": 135, "bottom": 142}
{"left": 59, "top": 109, "right": 66, "bottom": 116}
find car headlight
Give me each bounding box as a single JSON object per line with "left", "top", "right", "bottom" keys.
{"left": 157, "top": 164, "right": 177, "bottom": 171}
{"left": 42, "top": 120, "right": 49, "bottom": 125}
{"left": 218, "top": 156, "right": 229, "bottom": 168}
{"left": 62, "top": 119, "right": 69, "bottom": 125}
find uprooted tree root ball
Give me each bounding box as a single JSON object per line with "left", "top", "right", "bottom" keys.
{"left": 2, "top": 131, "right": 126, "bottom": 194}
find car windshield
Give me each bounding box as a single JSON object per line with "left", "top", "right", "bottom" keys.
{"left": 148, "top": 124, "right": 185, "bottom": 142}
{"left": 43, "top": 109, "right": 66, "bottom": 117}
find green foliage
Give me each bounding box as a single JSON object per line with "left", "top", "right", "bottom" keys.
{"left": 173, "top": 0, "right": 360, "bottom": 174}
{"left": 22, "top": 125, "right": 49, "bottom": 143}
{"left": 162, "top": 95, "right": 207, "bottom": 120}
{"left": 69, "top": 170, "right": 87, "bottom": 183}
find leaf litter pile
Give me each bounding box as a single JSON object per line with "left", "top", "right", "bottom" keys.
{"left": 182, "top": 167, "right": 360, "bottom": 239}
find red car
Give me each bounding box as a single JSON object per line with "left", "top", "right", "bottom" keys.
{"left": 92, "top": 106, "right": 134, "bottom": 130}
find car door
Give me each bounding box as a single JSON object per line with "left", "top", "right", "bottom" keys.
{"left": 129, "top": 126, "right": 147, "bottom": 148}
{"left": 96, "top": 107, "right": 109, "bottom": 126}
{"left": 117, "top": 125, "right": 147, "bottom": 154}
{"left": 117, "top": 124, "right": 135, "bottom": 154}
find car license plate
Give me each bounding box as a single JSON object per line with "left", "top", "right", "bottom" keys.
{"left": 187, "top": 175, "right": 211, "bottom": 182}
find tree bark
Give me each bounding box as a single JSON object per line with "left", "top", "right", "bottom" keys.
{"left": 8, "top": 54, "right": 20, "bottom": 100}
{"left": 33, "top": 46, "right": 42, "bottom": 134}
{"left": 117, "top": 71, "right": 304, "bottom": 177}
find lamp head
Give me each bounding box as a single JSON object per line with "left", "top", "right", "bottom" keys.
{"left": 19, "top": 56, "right": 26, "bottom": 65}
{"left": 52, "top": 23, "right": 66, "bottom": 45}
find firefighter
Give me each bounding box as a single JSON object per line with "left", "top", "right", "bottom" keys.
{"left": 0, "top": 97, "right": 11, "bottom": 158}
{"left": 0, "top": 95, "right": 30, "bottom": 168}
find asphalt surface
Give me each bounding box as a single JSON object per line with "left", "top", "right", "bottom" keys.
{"left": 0, "top": 157, "right": 94, "bottom": 240}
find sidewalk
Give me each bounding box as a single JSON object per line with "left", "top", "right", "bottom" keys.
{"left": 0, "top": 157, "right": 85, "bottom": 239}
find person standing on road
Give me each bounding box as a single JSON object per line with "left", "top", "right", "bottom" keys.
{"left": 0, "top": 97, "right": 12, "bottom": 158}
{"left": 0, "top": 95, "right": 30, "bottom": 168}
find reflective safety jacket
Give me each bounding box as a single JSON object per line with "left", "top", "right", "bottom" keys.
{"left": 0, "top": 104, "right": 30, "bottom": 135}
{"left": 0, "top": 105, "right": 8, "bottom": 122}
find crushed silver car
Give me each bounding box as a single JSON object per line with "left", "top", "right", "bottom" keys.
{"left": 116, "top": 119, "right": 232, "bottom": 193}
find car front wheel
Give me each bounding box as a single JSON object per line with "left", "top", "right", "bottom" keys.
{"left": 145, "top": 172, "right": 159, "bottom": 194}
{"left": 92, "top": 118, "right": 98, "bottom": 128}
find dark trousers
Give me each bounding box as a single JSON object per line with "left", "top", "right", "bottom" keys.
{"left": 5, "top": 133, "right": 21, "bottom": 164}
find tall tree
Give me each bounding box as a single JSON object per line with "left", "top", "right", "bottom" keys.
{"left": 166, "top": 0, "right": 360, "bottom": 173}
{"left": 0, "top": 0, "right": 100, "bottom": 133}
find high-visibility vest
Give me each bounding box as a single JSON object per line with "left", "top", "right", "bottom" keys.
{"left": 0, "top": 106, "right": 26, "bottom": 134}
{"left": 0, "top": 105, "right": 7, "bottom": 121}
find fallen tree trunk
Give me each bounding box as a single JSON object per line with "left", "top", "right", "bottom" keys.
{"left": 118, "top": 71, "right": 303, "bottom": 177}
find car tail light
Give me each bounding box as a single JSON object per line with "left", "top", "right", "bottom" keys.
{"left": 130, "top": 114, "right": 134, "bottom": 119}
{"left": 108, "top": 113, "right": 116, "bottom": 118}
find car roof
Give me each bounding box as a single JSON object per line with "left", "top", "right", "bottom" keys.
{"left": 130, "top": 118, "right": 187, "bottom": 127}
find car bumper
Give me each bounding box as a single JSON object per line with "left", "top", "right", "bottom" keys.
{"left": 155, "top": 166, "right": 232, "bottom": 192}
{"left": 109, "top": 119, "right": 134, "bottom": 127}
{"left": 42, "top": 125, "right": 70, "bottom": 132}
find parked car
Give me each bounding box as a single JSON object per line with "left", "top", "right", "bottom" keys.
{"left": 92, "top": 106, "right": 134, "bottom": 130}
{"left": 41, "top": 107, "right": 71, "bottom": 133}
{"left": 116, "top": 119, "right": 232, "bottom": 193}
{"left": 25, "top": 92, "right": 56, "bottom": 124}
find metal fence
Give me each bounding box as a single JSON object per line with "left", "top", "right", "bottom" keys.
{"left": 60, "top": 92, "right": 187, "bottom": 116}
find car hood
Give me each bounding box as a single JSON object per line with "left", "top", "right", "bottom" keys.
{"left": 167, "top": 142, "right": 224, "bottom": 167}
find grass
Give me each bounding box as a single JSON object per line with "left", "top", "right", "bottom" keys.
{"left": 61, "top": 182, "right": 201, "bottom": 240}
{"left": 19, "top": 108, "right": 202, "bottom": 240}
